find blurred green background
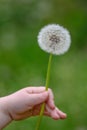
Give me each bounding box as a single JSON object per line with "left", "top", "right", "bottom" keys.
{"left": 0, "top": 0, "right": 87, "bottom": 130}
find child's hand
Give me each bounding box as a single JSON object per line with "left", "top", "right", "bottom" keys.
{"left": 0, "top": 87, "right": 67, "bottom": 129}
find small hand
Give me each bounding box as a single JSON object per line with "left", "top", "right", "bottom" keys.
{"left": 4, "top": 87, "right": 66, "bottom": 120}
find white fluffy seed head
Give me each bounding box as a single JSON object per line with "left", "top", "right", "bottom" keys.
{"left": 37, "top": 24, "right": 71, "bottom": 55}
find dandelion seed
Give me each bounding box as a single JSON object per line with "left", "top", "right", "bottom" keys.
{"left": 38, "top": 24, "right": 71, "bottom": 55}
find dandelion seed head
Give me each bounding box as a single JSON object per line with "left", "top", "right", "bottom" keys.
{"left": 37, "top": 24, "right": 71, "bottom": 55}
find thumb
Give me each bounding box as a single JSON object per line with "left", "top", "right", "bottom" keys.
{"left": 29, "top": 91, "right": 48, "bottom": 106}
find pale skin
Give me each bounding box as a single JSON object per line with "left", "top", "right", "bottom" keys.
{"left": 0, "top": 86, "right": 67, "bottom": 130}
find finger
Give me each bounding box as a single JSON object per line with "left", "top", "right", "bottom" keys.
{"left": 29, "top": 91, "right": 48, "bottom": 106}
{"left": 46, "top": 105, "right": 60, "bottom": 120}
{"left": 25, "top": 87, "right": 46, "bottom": 94}
{"left": 47, "top": 89, "right": 55, "bottom": 109}
{"left": 56, "top": 108, "right": 67, "bottom": 119}
{"left": 31, "top": 104, "right": 47, "bottom": 116}
{"left": 32, "top": 104, "right": 51, "bottom": 117}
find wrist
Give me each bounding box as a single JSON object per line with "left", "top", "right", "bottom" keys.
{"left": 0, "top": 97, "right": 12, "bottom": 129}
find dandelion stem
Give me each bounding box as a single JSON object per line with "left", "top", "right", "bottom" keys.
{"left": 45, "top": 53, "right": 52, "bottom": 90}
{"left": 35, "top": 53, "right": 52, "bottom": 130}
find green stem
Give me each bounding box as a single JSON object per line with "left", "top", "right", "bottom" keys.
{"left": 45, "top": 53, "right": 52, "bottom": 90}
{"left": 35, "top": 53, "right": 52, "bottom": 130}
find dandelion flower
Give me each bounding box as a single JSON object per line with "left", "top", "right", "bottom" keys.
{"left": 38, "top": 24, "right": 71, "bottom": 55}
{"left": 36, "top": 24, "right": 71, "bottom": 130}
